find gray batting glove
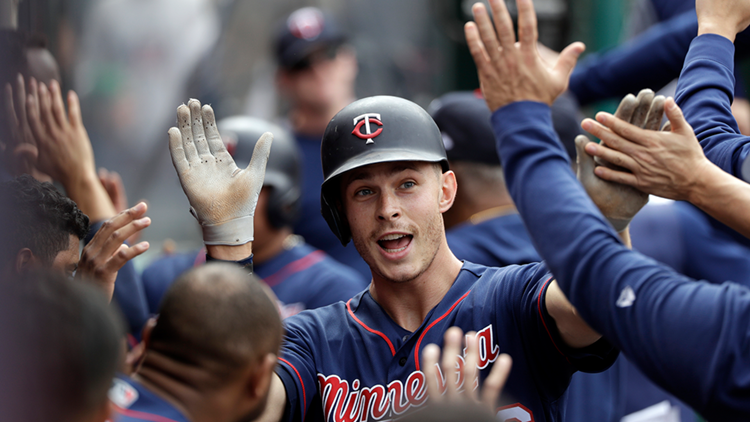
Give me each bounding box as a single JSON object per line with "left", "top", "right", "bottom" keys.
{"left": 168, "top": 99, "right": 272, "bottom": 246}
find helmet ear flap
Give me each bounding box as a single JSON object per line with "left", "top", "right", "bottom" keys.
{"left": 321, "top": 184, "right": 351, "bottom": 246}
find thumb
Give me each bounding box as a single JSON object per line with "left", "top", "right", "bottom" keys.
{"left": 664, "top": 97, "right": 692, "bottom": 134}
{"left": 246, "top": 132, "right": 273, "bottom": 182}
{"left": 575, "top": 135, "right": 596, "bottom": 181}
{"left": 554, "top": 41, "right": 585, "bottom": 79}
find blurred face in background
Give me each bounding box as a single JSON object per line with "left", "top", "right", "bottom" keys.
{"left": 278, "top": 45, "right": 357, "bottom": 112}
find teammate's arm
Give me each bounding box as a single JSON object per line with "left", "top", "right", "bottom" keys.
{"left": 254, "top": 374, "right": 287, "bottom": 422}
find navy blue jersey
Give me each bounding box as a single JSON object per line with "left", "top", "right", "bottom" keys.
{"left": 276, "top": 261, "right": 617, "bottom": 422}
{"left": 293, "top": 133, "right": 371, "bottom": 279}
{"left": 446, "top": 212, "right": 540, "bottom": 267}
{"left": 494, "top": 100, "right": 750, "bottom": 419}
{"left": 108, "top": 375, "right": 189, "bottom": 422}
{"left": 142, "top": 241, "right": 368, "bottom": 316}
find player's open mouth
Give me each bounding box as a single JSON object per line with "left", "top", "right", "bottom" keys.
{"left": 377, "top": 233, "right": 413, "bottom": 253}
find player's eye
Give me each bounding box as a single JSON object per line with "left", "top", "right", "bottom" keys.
{"left": 355, "top": 188, "right": 373, "bottom": 197}
{"left": 400, "top": 181, "right": 416, "bottom": 189}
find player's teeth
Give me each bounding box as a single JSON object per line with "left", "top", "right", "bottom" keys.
{"left": 383, "top": 246, "right": 408, "bottom": 253}
{"left": 381, "top": 234, "right": 405, "bottom": 241}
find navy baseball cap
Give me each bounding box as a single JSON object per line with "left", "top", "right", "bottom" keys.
{"left": 429, "top": 91, "right": 501, "bottom": 165}
{"left": 274, "top": 7, "right": 346, "bottom": 70}
{"left": 429, "top": 90, "right": 583, "bottom": 164}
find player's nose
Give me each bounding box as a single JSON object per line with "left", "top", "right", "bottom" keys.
{"left": 376, "top": 190, "right": 400, "bottom": 221}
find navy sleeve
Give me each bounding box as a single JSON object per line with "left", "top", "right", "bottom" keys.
{"left": 675, "top": 34, "right": 750, "bottom": 178}
{"left": 85, "top": 220, "right": 150, "bottom": 338}
{"left": 569, "top": 11, "right": 697, "bottom": 106}
{"left": 493, "top": 100, "right": 750, "bottom": 419}
{"left": 276, "top": 314, "right": 320, "bottom": 422}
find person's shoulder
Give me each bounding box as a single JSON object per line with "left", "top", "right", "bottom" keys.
{"left": 141, "top": 250, "right": 201, "bottom": 282}
{"left": 464, "top": 260, "right": 548, "bottom": 283}
{"left": 109, "top": 375, "right": 189, "bottom": 422}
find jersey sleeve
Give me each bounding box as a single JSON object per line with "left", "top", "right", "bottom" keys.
{"left": 276, "top": 314, "right": 320, "bottom": 422}
{"left": 499, "top": 264, "right": 617, "bottom": 399}
{"left": 493, "top": 100, "right": 750, "bottom": 419}
{"left": 675, "top": 33, "right": 750, "bottom": 179}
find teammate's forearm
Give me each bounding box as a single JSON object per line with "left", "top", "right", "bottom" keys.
{"left": 688, "top": 162, "right": 750, "bottom": 239}
{"left": 206, "top": 243, "right": 253, "bottom": 261}
{"left": 64, "top": 171, "right": 117, "bottom": 223}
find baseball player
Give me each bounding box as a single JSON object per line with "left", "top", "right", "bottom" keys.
{"left": 143, "top": 115, "right": 366, "bottom": 317}
{"left": 109, "top": 263, "right": 283, "bottom": 422}
{"left": 167, "top": 92, "right": 620, "bottom": 421}
{"left": 465, "top": 0, "right": 750, "bottom": 418}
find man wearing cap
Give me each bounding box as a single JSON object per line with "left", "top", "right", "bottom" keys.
{"left": 431, "top": 91, "right": 584, "bottom": 268}
{"left": 274, "top": 7, "right": 370, "bottom": 279}
{"left": 167, "top": 92, "right": 627, "bottom": 421}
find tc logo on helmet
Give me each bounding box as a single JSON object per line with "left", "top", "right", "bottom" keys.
{"left": 352, "top": 113, "right": 383, "bottom": 144}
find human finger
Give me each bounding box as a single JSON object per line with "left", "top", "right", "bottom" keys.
{"left": 575, "top": 135, "right": 597, "bottom": 178}
{"left": 631, "top": 89, "right": 655, "bottom": 127}
{"left": 472, "top": 2, "right": 502, "bottom": 63}
{"left": 188, "top": 99, "right": 211, "bottom": 157}
{"left": 487, "top": 0, "right": 516, "bottom": 50}
{"left": 613, "top": 94, "right": 637, "bottom": 123}
{"left": 168, "top": 127, "right": 189, "bottom": 174}
{"left": 553, "top": 41, "right": 586, "bottom": 83}
{"left": 583, "top": 117, "right": 640, "bottom": 154}
{"left": 463, "top": 332, "right": 480, "bottom": 398}
{"left": 441, "top": 327, "right": 463, "bottom": 400}
{"left": 4, "top": 83, "right": 19, "bottom": 130}
{"left": 593, "top": 165, "right": 639, "bottom": 187}
{"left": 89, "top": 202, "right": 148, "bottom": 251}
{"left": 465, "top": 22, "right": 493, "bottom": 76}
{"left": 593, "top": 112, "right": 649, "bottom": 147}
{"left": 202, "top": 104, "right": 227, "bottom": 155}
{"left": 643, "top": 95, "right": 665, "bottom": 131}
{"left": 104, "top": 241, "right": 150, "bottom": 273}
{"left": 38, "top": 82, "right": 57, "bottom": 135}
{"left": 245, "top": 132, "right": 272, "bottom": 182}
{"left": 14, "top": 74, "right": 28, "bottom": 131}
{"left": 26, "top": 86, "right": 46, "bottom": 143}
{"left": 176, "top": 104, "right": 199, "bottom": 163}
{"left": 97, "top": 214, "right": 151, "bottom": 260}
{"left": 49, "top": 80, "right": 69, "bottom": 130}
{"left": 583, "top": 140, "right": 638, "bottom": 172}
{"left": 67, "top": 90, "right": 84, "bottom": 128}
{"left": 422, "top": 344, "right": 444, "bottom": 401}
{"left": 663, "top": 97, "right": 693, "bottom": 135}
{"left": 515, "top": 0, "right": 539, "bottom": 50}
{"left": 481, "top": 354, "right": 512, "bottom": 410}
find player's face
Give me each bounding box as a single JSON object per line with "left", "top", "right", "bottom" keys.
{"left": 50, "top": 234, "right": 80, "bottom": 278}
{"left": 342, "top": 161, "right": 452, "bottom": 283}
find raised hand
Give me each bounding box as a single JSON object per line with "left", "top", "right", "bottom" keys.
{"left": 2, "top": 74, "right": 46, "bottom": 180}
{"left": 696, "top": 0, "right": 750, "bottom": 42}
{"left": 422, "top": 327, "right": 512, "bottom": 412}
{"left": 581, "top": 97, "right": 713, "bottom": 202}
{"left": 464, "top": 0, "right": 585, "bottom": 111}
{"left": 26, "top": 78, "right": 116, "bottom": 221}
{"left": 576, "top": 89, "right": 664, "bottom": 231}
{"left": 168, "top": 99, "right": 271, "bottom": 246}
{"left": 77, "top": 202, "right": 151, "bottom": 301}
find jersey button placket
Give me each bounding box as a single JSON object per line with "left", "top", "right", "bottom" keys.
{"left": 398, "top": 357, "right": 407, "bottom": 366}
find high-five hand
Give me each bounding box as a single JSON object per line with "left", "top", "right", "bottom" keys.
{"left": 464, "top": 0, "right": 585, "bottom": 111}
{"left": 168, "top": 99, "right": 272, "bottom": 246}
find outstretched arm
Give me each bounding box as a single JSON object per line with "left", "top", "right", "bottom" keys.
{"left": 466, "top": 0, "right": 750, "bottom": 418}
{"left": 582, "top": 98, "right": 750, "bottom": 240}
{"left": 674, "top": 0, "right": 750, "bottom": 178}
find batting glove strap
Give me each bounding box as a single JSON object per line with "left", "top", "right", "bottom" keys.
{"left": 200, "top": 215, "right": 254, "bottom": 246}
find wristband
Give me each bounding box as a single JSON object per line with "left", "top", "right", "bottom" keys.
{"left": 199, "top": 214, "right": 254, "bottom": 246}
{"left": 206, "top": 253, "right": 254, "bottom": 273}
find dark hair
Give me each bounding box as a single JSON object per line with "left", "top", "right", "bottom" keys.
{"left": 149, "top": 263, "right": 283, "bottom": 384}
{"left": 0, "top": 175, "right": 90, "bottom": 267}
{"left": 0, "top": 270, "right": 125, "bottom": 422}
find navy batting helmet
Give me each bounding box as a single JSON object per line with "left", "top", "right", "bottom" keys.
{"left": 320, "top": 96, "right": 449, "bottom": 246}
{"left": 218, "top": 116, "right": 301, "bottom": 229}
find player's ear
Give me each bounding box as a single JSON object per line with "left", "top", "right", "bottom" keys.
{"left": 14, "top": 248, "right": 37, "bottom": 274}
{"left": 140, "top": 317, "right": 158, "bottom": 350}
{"left": 439, "top": 170, "right": 458, "bottom": 213}
{"left": 250, "top": 353, "right": 278, "bottom": 399}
